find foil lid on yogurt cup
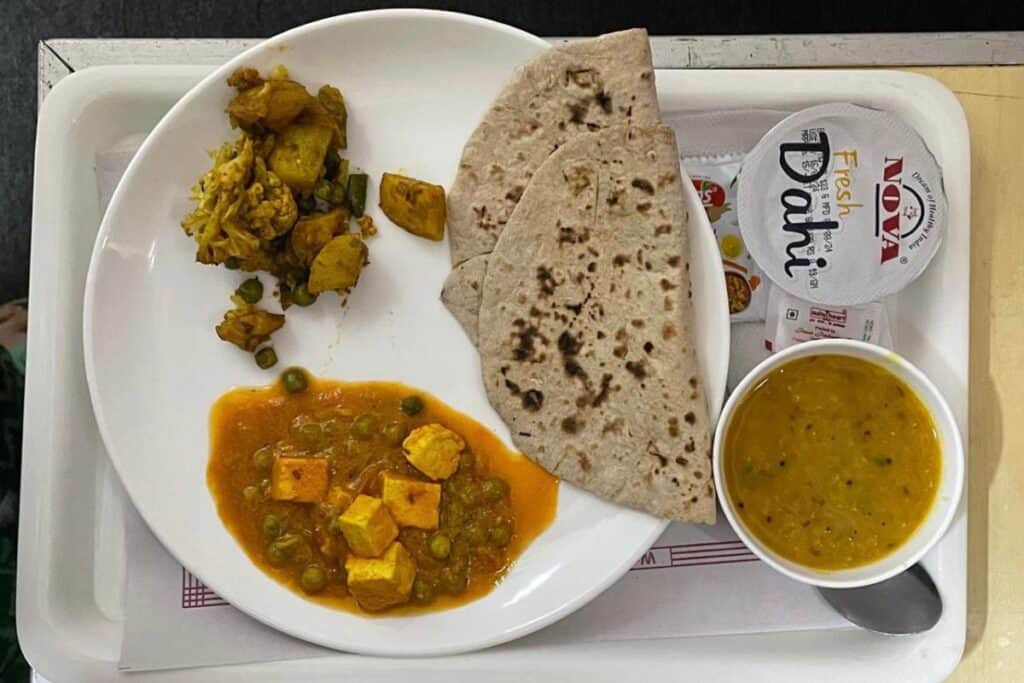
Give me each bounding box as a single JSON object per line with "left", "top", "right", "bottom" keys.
{"left": 737, "top": 103, "right": 947, "bottom": 305}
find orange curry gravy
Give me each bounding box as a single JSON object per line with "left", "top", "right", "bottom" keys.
{"left": 207, "top": 375, "right": 558, "bottom": 615}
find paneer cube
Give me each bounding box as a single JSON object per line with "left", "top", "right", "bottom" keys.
{"left": 381, "top": 473, "right": 441, "bottom": 529}
{"left": 402, "top": 424, "right": 464, "bottom": 481}
{"left": 345, "top": 541, "right": 416, "bottom": 611}
{"left": 337, "top": 495, "right": 398, "bottom": 557}
{"left": 270, "top": 456, "right": 329, "bottom": 503}
{"left": 324, "top": 486, "right": 353, "bottom": 513}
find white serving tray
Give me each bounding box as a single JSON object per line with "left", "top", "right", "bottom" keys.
{"left": 21, "top": 64, "right": 968, "bottom": 682}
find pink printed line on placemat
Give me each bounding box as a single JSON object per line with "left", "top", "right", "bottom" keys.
{"left": 181, "top": 568, "right": 229, "bottom": 609}
{"left": 630, "top": 540, "right": 760, "bottom": 572}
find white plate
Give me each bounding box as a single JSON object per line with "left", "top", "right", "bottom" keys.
{"left": 82, "top": 10, "right": 728, "bottom": 656}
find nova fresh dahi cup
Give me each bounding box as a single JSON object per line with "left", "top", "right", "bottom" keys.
{"left": 737, "top": 104, "right": 947, "bottom": 305}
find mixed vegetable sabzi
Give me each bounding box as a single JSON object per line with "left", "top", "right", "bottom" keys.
{"left": 181, "top": 66, "right": 450, "bottom": 368}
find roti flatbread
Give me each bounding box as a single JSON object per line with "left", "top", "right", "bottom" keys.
{"left": 477, "top": 124, "right": 714, "bottom": 523}
{"left": 446, "top": 29, "right": 660, "bottom": 268}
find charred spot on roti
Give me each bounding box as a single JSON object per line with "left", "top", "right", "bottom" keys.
{"left": 655, "top": 224, "right": 672, "bottom": 236}
{"left": 625, "top": 360, "right": 646, "bottom": 379}
{"left": 536, "top": 266, "right": 557, "bottom": 296}
{"left": 562, "top": 416, "right": 582, "bottom": 434}
{"left": 596, "top": 330, "right": 606, "bottom": 339}
{"left": 675, "top": 456, "right": 688, "bottom": 467}
{"left": 684, "top": 411, "right": 696, "bottom": 425}
{"left": 668, "top": 416, "right": 680, "bottom": 437}
{"left": 660, "top": 278, "right": 678, "bottom": 291}
{"left": 505, "top": 185, "right": 525, "bottom": 202}
{"left": 631, "top": 178, "right": 655, "bottom": 194}
{"left": 567, "top": 102, "right": 588, "bottom": 125}
{"left": 689, "top": 376, "right": 698, "bottom": 388}
{"left": 522, "top": 390, "right": 544, "bottom": 411}
{"left": 557, "top": 331, "right": 583, "bottom": 356}
{"left": 647, "top": 442, "right": 668, "bottom": 468}
{"left": 613, "top": 254, "right": 629, "bottom": 267}
{"left": 631, "top": 319, "right": 644, "bottom": 328}
{"left": 578, "top": 452, "right": 592, "bottom": 471}
{"left": 643, "top": 341, "right": 654, "bottom": 354}
{"left": 505, "top": 379, "right": 521, "bottom": 395}
{"left": 637, "top": 202, "right": 652, "bottom": 213}
{"left": 694, "top": 470, "right": 703, "bottom": 479}
{"left": 595, "top": 90, "right": 613, "bottom": 114}
{"left": 612, "top": 344, "right": 627, "bottom": 358}
{"left": 661, "top": 322, "right": 677, "bottom": 340}
{"left": 684, "top": 438, "right": 696, "bottom": 453}
{"left": 587, "top": 262, "right": 597, "bottom": 273}
{"left": 667, "top": 255, "right": 680, "bottom": 267}
{"left": 602, "top": 417, "right": 624, "bottom": 434}
{"left": 664, "top": 296, "right": 674, "bottom": 311}
{"left": 511, "top": 321, "right": 547, "bottom": 362}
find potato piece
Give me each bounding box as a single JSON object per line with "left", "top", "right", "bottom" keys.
{"left": 345, "top": 542, "right": 416, "bottom": 611}
{"left": 381, "top": 473, "right": 441, "bottom": 530}
{"left": 268, "top": 123, "right": 333, "bottom": 194}
{"left": 379, "top": 173, "right": 447, "bottom": 241}
{"left": 297, "top": 100, "right": 345, "bottom": 150}
{"left": 402, "top": 424, "right": 464, "bottom": 481}
{"left": 337, "top": 495, "right": 398, "bottom": 557}
{"left": 227, "top": 79, "right": 314, "bottom": 132}
{"left": 270, "top": 456, "right": 329, "bottom": 503}
{"left": 289, "top": 208, "right": 350, "bottom": 266}
{"left": 308, "top": 234, "right": 367, "bottom": 295}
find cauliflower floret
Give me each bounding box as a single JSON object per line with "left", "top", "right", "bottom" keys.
{"left": 215, "top": 306, "right": 285, "bottom": 351}
{"left": 181, "top": 134, "right": 297, "bottom": 267}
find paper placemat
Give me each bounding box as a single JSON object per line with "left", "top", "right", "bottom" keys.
{"left": 97, "top": 124, "right": 847, "bottom": 673}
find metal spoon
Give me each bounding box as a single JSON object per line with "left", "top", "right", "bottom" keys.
{"left": 817, "top": 563, "right": 942, "bottom": 635}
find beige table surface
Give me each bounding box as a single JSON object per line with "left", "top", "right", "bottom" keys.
{"left": 907, "top": 66, "right": 1024, "bottom": 682}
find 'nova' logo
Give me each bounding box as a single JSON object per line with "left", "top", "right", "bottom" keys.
{"left": 875, "top": 156, "right": 926, "bottom": 264}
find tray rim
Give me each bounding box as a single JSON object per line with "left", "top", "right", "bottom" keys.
{"left": 20, "top": 63, "right": 969, "bottom": 682}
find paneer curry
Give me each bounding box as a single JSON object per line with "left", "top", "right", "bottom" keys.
{"left": 207, "top": 369, "right": 558, "bottom": 613}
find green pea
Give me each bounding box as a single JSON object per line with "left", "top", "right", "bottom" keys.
{"left": 445, "top": 500, "right": 465, "bottom": 527}
{"left": 458, "top": 482, "right": 482, "bottom": 507}
{"left": 488, "top": 522, "right": 512, "bottom": 547}
{"left": 481, "top": 477, "right": 509, "bottom": 503}
{"left": 463, "top": 522, "right": 486, "bottom": 546}
{"left": 412, "top": 578, "right": 433, "bottom": 602}
{"left": 440, "top": 568, "right": 468, "bottom": 595}
{"left": 236, "top": 277, "right": 263, "bottom": 304}
{"left": 224, "top": 256, "right": 241, "bottom": 270}
{"left": 458, "top": 451, "right": 475, "bottom": 472}
{"left": 382, "top": 421, "right": 407, "bottom": 446}
{"left": 242, "top": 485, "right": 259, "bottom": 503}
{"left": 266, "top": 540, "right": 291, "bottom": 567}
{"left": 292, "top": 281, "right": 317, "bottom": 307}
{"left": 281, "top": 368, "right": 308, "bottom": 393}
{"left": 297, "top": 194, "right": 316, "bottom": 213}
{"left": 255, "top": 347, "right": 278, "bottom": 369}
{"left": 314, "top": 179, "right": 335, "bottom": 203}
{"left": 352, "top": 414, "right": 376, "bottom": 440}
{"left": 329, "top": 183, "right": 347, "bottom": 206}
{"left": 252, "top": 446, "right": 275, "bottom": 471}
{"left": 262, "top": 514, "right": 282, "bottom": 540}
{"left": 429, "top": 533, "right": 452, "bottom": 560}
{"left": 300, "top": 565, "right": 327, "bottom": 594}
{"left": 400, "top": 395, "right": 424, "bottom": 416}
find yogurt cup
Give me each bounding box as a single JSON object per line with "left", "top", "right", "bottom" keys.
{"left": 737, "top": 104, "right": 947, "bottom": 305}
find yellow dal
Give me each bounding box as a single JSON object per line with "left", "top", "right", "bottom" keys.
{"left": 723, "top": 355, "right": 941, "bottom": 570}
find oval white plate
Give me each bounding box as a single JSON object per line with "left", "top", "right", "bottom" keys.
{"left": 83, "top": 9, "right": 729, "bottom": 656}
